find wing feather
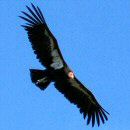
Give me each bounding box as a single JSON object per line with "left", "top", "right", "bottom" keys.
{"left": 37, "top": 6, "right": 45, "bottom": 21}
{"left": 87, "top": 111, "right": 92, "bottom": 125}
{"left": 21, "top": 11, "right": 39, "bottom": 24}
{"left": 20, "top": 4, "right": 65, "bottom": 70}
{"left": 99, "top": 110, "right": 105, "bottom": 124}
{"left": 54, "top": 77, "right": 109, "bottom": 126}
{"left": 92, "top": 111, "right": 96, "bottom": 127}
{"left": 96, "top": 110, "right": 100, "bottom": 126}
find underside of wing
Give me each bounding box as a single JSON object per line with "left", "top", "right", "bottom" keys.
{"left": 54, "top": 77, "right": 109, "bottom": 127}
{"left": 20, "top": 4, "right": 65, "bottom": 70}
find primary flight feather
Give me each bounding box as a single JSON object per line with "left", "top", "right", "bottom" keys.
{"left": 20, "top": 4, "right": 109, "bottom": 127}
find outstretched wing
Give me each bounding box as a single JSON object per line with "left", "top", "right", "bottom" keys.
{"left": 20, "top": 4, "right": 65, "bottom": 70}
{"left": 54, "top": 76, "right": 109, "bottom": 127}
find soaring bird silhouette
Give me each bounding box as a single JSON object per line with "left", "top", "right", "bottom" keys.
{"left": 20, "top": 4, "right": 109, "bottom": 127}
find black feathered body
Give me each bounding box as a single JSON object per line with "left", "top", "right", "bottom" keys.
{"left": 20, "top": 4, "right": 109, "bottom": 127}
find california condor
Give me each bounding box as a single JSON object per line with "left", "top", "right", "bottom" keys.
{"left": 20, "top": 4, "right": 109, "bottom": 127}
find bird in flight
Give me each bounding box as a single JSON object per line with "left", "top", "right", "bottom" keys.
{"left": 20, "top": 3, "right": 109, "bottom": 127}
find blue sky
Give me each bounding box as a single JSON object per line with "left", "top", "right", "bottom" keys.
{"left": 0, "top": 0, "right": 130, "bottom": 130}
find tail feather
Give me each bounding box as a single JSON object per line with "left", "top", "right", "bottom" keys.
{"left": 30, "top": 69, "right": 51, "bottom": 90}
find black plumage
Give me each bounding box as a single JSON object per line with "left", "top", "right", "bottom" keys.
{"left": 20, "top": 4, "right": 109, "bottom": 127}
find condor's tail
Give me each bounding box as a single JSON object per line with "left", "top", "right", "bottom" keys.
{"left": 30, "top": 69, "right": 51, "bottom": 90}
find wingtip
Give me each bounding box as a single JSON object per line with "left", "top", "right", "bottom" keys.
{"left": 19, "top": 15, "right": 22, "bottom": 19}
{"left": 99, "top": 110, "right": 105, "bottom": 124}
{"left": 96, "top": 110, "right": 100, "bottom": 126}
{"left": 100, "top": 105, "right": 110, "bottom": 114}
{"left": 86, "top": 106, "right": 109, "bottom": 127}
{"left": 26, "top": 5, "right": 32, "bottom": 14}
{"left": 92, "top": 112, "right": 95, "bottom": 127}
{"left": 26, "top": 5, "right": 29, "bottom": 10}
{"left": 31, "top": 3, "right": 35, "bottom": 8}
{"left": 20, "top": 25, "right": 28, "bottom": 30}
{"left": 83, "top": 112, "right": 87, "bottom": 119}
{"left": 31, "top": 3, "right": 34, "bottom": 6}
{"left": 19, "top": 15, "right": 25, "bottom": 21}
{"left": 87, "top": 113, "right": 92, "bottom": 125}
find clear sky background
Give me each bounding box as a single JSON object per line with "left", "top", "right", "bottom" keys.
{"left": 0, "top": 0, "right": 130, "bottom": 130}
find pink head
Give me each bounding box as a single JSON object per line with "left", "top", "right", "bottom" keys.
{"left": 68, "top": 71, "right": 74, "bottom": 79}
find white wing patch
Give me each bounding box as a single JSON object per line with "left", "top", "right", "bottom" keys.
{"left": 50, "top": 49, "right": 64, "bottom": 69}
